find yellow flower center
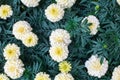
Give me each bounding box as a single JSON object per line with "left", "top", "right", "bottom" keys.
{"left": 6, "top": 49, "right": 16, "bottom": 58}
{"left": 55, "top": 36, "right": 63, "bottom": 42}
{"left": 2, "top": 9, "right": 9, "bottom": 16}
{"left": 59, "top": 61, "right": 71, "bottom": 73}
{"left": 9, "top": 66, "right": 16, "bottom": 72}
{"left": 0, "top": 77, "right": 3, "bottom": 80}
{"left": 89, "top": 24, "right": 95, "bottom": 31}
{"left": 115, "top": 76, "right": 120, "bottom": 80}
{"left": 90, "top": 60, "right": 102, "bottom": 71}
{"left": 27, "top": 37, "right": 33, "bottom": 43}
{"left": 36, "top": 76, "right": 46, "bottom": 80}
{"left": 54, "top": 47, "right": 63, "bottom": 56}
{"left": 49, "top": 8, "right": 59, "bottom": 17}
{"left": 17, "top": 26, "right": 25, "bottom": 33}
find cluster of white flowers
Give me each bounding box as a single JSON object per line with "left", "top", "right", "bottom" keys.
{"left": 3, "top": 43, "right": 25, "bottom": 79}
{"left": 0, "top": 5, "right": 13, "bottom": 19}
{"left": 49, "top": 29, "right": 71, "bottom": 62}
{"left": 82, "top": 15, "right": 100, "bottom": 35}
{"left": 85, "top": 55, "right": 108, "bottom": 78}
{"left": 12, "top": 20, "right": 38, "bottom": 47}
{"left": 45, "top": 1, "right": 76, "bottom": 22}
{"left": 21, "top": 0, "right": 41, "bottom": 7}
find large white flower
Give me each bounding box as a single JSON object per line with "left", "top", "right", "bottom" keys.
{"left": 21, "top": 0, "right": 41, "bottom": 7}
{"left": 4, "top": 59, "right": 25, "bottom": 79}
{"left": 13, "top": 21, "right": 32, "bottom": 40}
{"left": 117, "top": 0, "right": 120, "bottom": 5}
{"left": 50, "top": 29, "right": 71, "bottom": 46}
{"left": 49, "top": 44, "right": 69, "bottom": 62}
{"left": 82, "top": 15, "right": 100, "bottom": 35}
{"left": 54, "top": 73, "right": 74, "bottom": 80}
{"left": 0, "top": 74, "right": 9, "bottom": 80}
{"left": 0, "top": 5, "right": 13, "bottom": 20}
{"left": 3, "top": 43, "right": 20, "bottom": 60}
{"left": 85, "top": 55, "right": 108, "bottom": 78}
{"left": 45, "top": 3, "right": 65, "bottom": 22}
{"left": 34, "top": 72, "right": 51, "bottom": 80}
{"left": 56, "top": 0, "right": 76, "bottom": 9}
{"left": 21, "top": 32, "right": 38, "bottom": 47}
{"left": 111, "top": 65, "right": 120, "bottom": 80}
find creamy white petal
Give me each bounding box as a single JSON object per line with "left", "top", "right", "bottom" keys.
{"left": 45, "top": 4, "right": 65, "bottom": 22}
{"left": 50, "top": 29, "right": 71, "bottom": 46}
{"left": 21, "top": 32, "right": 38, "bottom": 47}
{"left": 13, "top": 21, "right": 32, "bottom": 40}
{"left": 3, "top": 43, "right": 20, "bottom": 60}
{"left": 56, "top": 0, "right": 76, "bottom": 9}
{"left": 21, "top": 0, "right": 41, "bottom": 7}
{"left": 49, "top": 44, "right": 69, "bottom": 62}
{"left": 82, "top": 15, "right": 100, "bottom": 35}
{"left": 0, "top": 5, "right": 13, "bottom": 19}
{"left": 4, "top": 59, "right": 25, "bottom": 79}
{"left": 54, "top": 73, "right": 74, "bottom": 80}
{"left": 85, "top": 55, "right": 108, "bottom": 78}
{"left": 34, "top": 72, "right": 51, "bottom": 80}
{"left": 111, "top": 65, "right": 120, "bottom": 80}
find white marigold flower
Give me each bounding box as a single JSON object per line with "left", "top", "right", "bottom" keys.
{"left": 111, "top": 65, "right": 120, "bottom": 80}
{"left": 4, "top": 59, "right": 25, "bottom": 79}
{"left": 0, "top": 5, "right": 13, "bottom": 19}
{"left": 45, "top": 3, "right": 65, "bottom": 22}
{"left": 50, "top": 29, "right": 71, "bottom": 46}
{"left": 21, "top": 0, "right": 41, "bottom": 7}
{"left": 54, "top": 73, "right": 74, "bottom": 80}
{"left": 34, "top": 72, "right": 51, "bottom": 80}
{"left": 0, "top": 74, "right": 9, "bottom": 80}
{"left": 56, "top": 0, "right": 76, "bottom": 9}
{"left": 21, "top": 32, "right": 38, "bottom": 47}
{"left": 3, "top": 43, "right": 20, "bottom": 60}
{"left": 13, "top": 21, "right": 32, "bottom": 40}
{"left": 117, "top": 0, "right": 120, "bottom": 5}
{"left": 49, "top": 44, "right": 69, "bottom": 62}
{"left": 85, "top": 55, "right": 108, "bottom": 78}
{"left": 82, "top": 15, "right": 100, "bottom": 35}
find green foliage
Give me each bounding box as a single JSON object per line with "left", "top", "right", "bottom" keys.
{"left": 0, "top": 0, "right": 120, "bottom": 80}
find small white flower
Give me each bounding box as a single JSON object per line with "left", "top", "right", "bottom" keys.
{"left": 21, "top": 32, "right": 38, "bottom": 47}
{"left": 34, "top": 72, "right": 51, "bottom": 80}
{"left": 0, "top": 5, "right": 13, "bottom": 19}
{"left": 54, "top": 73, "right": 74, "bottom": 80}
{"left": 82, "top": 15, "right": 100, "bottom": 35}
{"left": 4, "top": 59, "right": 25, "bottom": 79}
{"left": 50, "top": 29, "right": 71, "bottom": 46}
{"left": 49, "top": 44, "right": 69, "bottom": 62}
{"left": 117, "top": 0, "right": 120, "bottom": 5}
{"left": 85, "top": 55, "right": 108, "bottom": 78}
{"left": 45, "top": 3, "right": 65, "bottom": 22}
{"left": 111, "top": 65, "right": 120, "bottom": 80}
{"left": 13, "top": 21, "right": 32, "bottom": 40}
{"left": 0, "top": 74, "right": 9, "bottom": 80}
{"left": 56, "top": 0, "right": 76, "bottom": 9}
{"left": 3, "top": 43, "right": 20, "bottom": 60}
{"left": 21, "top": 0, "right": 41, "bottom": 7}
